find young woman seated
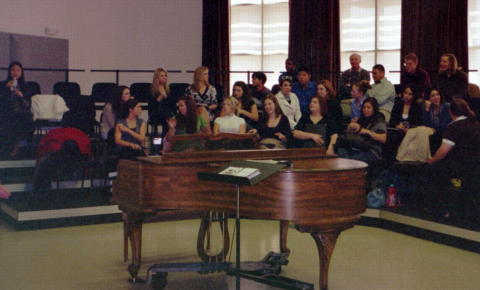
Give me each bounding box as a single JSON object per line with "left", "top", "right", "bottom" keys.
{"left": 232, "top": 81, "right": 259, "bottom": 128}
{"left": 418, "top": 98, "right": 480, "bottom": 219}
{"left": 213, "top": 97, "right": 246, "bottom": 134}
{"left": 384, "top": 86, "right": 423, "bottom": 160}
{"left": 164, "top": 96, "right": 211, "bottom": 152}
{"left": 101, "top": 85, "right": 132, "bottom": 140}
{"left": 293, "top": 95, "right": 339, "bottom": 154}
{"left": 350, "top": 80, "right": 371, "bottom": 120}
{"left": 184, "top": 66, "right": 218, "bottom": 122}
{"left": 422, "top": 88, "right": 452, "bottom": 152}
{"left": 114, "top": 99, "right": 147, "bottom": 160}
{"left": 317, "top": 80, "right": 344, "bottom": 128}
{"left": 275, "top": 79, "right": 301, "bottom": 130}
{"left": 249, "top": 94, "right": 292, "bottom": 149}
{"left": 148, "top": 68, "right": 176, "bottom": 136}
{"left": 330, "top": 97, "right": 387, "bottom": 164}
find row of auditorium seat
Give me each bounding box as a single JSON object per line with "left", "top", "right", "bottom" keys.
{"left": 23, "top": 81, "right": 191, "bottom": 103}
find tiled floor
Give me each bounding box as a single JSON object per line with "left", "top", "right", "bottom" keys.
{"left": 0, "top": 218, "right": 479, "bottom": 290}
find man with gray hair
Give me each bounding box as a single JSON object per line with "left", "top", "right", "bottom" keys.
{"left": 338, "top": 53, "right": 371, "bottom": 99}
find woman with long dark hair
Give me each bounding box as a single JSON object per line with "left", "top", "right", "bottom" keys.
{"left": 331, "top": 97, "right": 387, "bottom": 163}
{"left": 0, "top": 61, "right": 34, "bottom": 157}
{"left": 100, "top": 85, "right": 132, "bottom": 140}
{"left": 164, "top": 96, "right": 211, "bottom": 152}
{"left": 384, "top": 86, "right": 423, "bottom": 160}
{"left": 419, "top": 98, "right": 480, "bottom": 219}
{"left": 114, "top": 99, "right": 147, "bottom": 159}
{"left": 231, "top": 81, "right": 258, "bottom": 127}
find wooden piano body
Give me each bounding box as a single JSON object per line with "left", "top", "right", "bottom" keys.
{"left": 112, "top": 148, "right": 367, "bottom": 289}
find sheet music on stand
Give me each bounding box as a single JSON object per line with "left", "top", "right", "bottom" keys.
{"left": 197, "top": 160, "right": 286, "bottom": 186}
{"left": 197, "top": 159, "right": 287, "bottom": 290}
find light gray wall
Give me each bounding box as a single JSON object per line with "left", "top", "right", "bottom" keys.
{"left": 8, "top": 33, "right": 68, "bottom": 93}
{"left": 0, "top": 0, "right": 203, "bottom": 94}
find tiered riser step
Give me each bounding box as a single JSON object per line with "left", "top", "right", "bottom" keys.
{"left": 0, "top": 187, "right": 121, "bottom": 230}
{"left": 0, "top": 158, "right": 120, "bottom": 230}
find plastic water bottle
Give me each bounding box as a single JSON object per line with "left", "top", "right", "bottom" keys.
{"left": 11, "top": 78, "right": 18, "bottom": 92}
{"left": 386, "top": 184, "right": 398, "bottom": 208}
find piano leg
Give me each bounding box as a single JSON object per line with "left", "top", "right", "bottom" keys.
{"left": 311, "top": 230, "right": 340, "bottom": 290}
{"left": 126, "top": 212, "right": 145, "bottom": 283}
{"left": 279, "top": 220, "right": 291, "bottom": 254}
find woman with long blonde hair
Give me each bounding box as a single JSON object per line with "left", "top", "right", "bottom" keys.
{"left": 148, "top": 68, "right": 176, "bottom": 136}
{"left": 184, "top": 66, "right": 218, "bottom": 121}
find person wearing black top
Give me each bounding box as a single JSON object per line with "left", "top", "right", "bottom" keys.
{"left": 278, "top": 58, "right": 298, "bottom": 83}
{"left": 316, "top": 79, "right": 344, "bottom": 129}
{"left": 419, "top": 98, "right": 480, "bottom": 219}
{"left": 148, "top": 68, "right": 176, "bottom": 138}
{"left": 249, "top": 94, "right": 292, "bottom": 149}
{"left": 0, "top": 61, "right": 34, "bottom": 157}
{"left": 435, "top": 53, "right": 468, "bottom": 102}
{"left": 401, "top": 53, "right": 431, "bottom": 98}
{"left": 384, "top": 86, "right": 423, "bottom": 160}
{"left": 330, "top": 97, "right": 387, "bottom": 164}
{"left": 232, "top": 81, "right": 259, "bottom": 128}
{"left": 293, "top": 95, "right": 339, "bottom": 154}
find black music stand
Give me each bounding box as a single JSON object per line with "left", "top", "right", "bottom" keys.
{"left": 198, "top": 160, "right": 285, "bottom": 290}
{"left": 147, "top": 160, "right": 313, "bottom": 290}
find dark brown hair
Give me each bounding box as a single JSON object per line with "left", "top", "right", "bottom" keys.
{"left": 310, "top": 95, "right": 328, "bottom": 116}
{"left": 450, "top": 97, "right": 476, "bottom": 121}
{"left": 176, "top": 96, "right": 198, "bottom": 134}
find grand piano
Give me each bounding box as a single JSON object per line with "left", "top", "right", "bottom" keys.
{"left": 112, "top": 148, "right": 367, "bottom": 289}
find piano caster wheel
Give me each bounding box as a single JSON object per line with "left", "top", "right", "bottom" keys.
{"left": 151, "top": 272, "right": 168, "bottom": 289}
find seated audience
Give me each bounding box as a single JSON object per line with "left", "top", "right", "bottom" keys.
{"left": 249, "top": 94, "right": 292, "bottom": 149}
{"left": 185, "top": 66, "right": 218, "bottom": 122}
{"left": 423, "top": 88, "right": 452, "bottom": 134}
{"left": 148, "top": 68, "right": 176, "bottom": 137}
{"left": 292, "top": 66, "right": 316, "bottom": 115}
{"left": 400, "top": 53, "right": 431, "bottom": 98}
{"left": 317, "top": 79, "right": 344, "bottom": 127}
{"left": 213, "top": 97, "right": 246, "bottom": 134}
{"left": 100, "top": 85, "right": 132, "bottom": 140}
{"left": 385, "top": 86, "right": 423, "bottom": 160}
{"left": 275, "top": 79, "right": 302, "bottom": 130}
{"left": 250, "top": 71, "right": 271, "bottom": 109}
{"left": 231, "top": 81, "right": 259, "bottom": 128}
{"left": 114, "top": 99, "right": 147, "bottom": 160}
{"left": 164, "top": 96, "right": 211, "bottom": 152}
{"left": 293, "top": 95, "right": 339, "bottom": 154}
{"left": 338, "top": 53, "right": 371, "bottom": 99}
{"left": 331, "top": 97, "right": 387, "bottom": 164}
{"left": 366, "top": 64, "right": 396, "bottom": 122}
{"left": 389, "top": 86, "right": 423, "bottom": 130}
{"left": 435, "top": 53, "right": 468, "bottom": 102}
{"left": 350, "top": 80, "right": 371, "bottom": 120}
{"left": 278, "top": 58, "right": 298, "bottom": 83}
{"left": 0, "top": 61, "right": 35, "bottom": 158}
{"left": 419, "top": 98, "right": 480, "bottom": 218}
